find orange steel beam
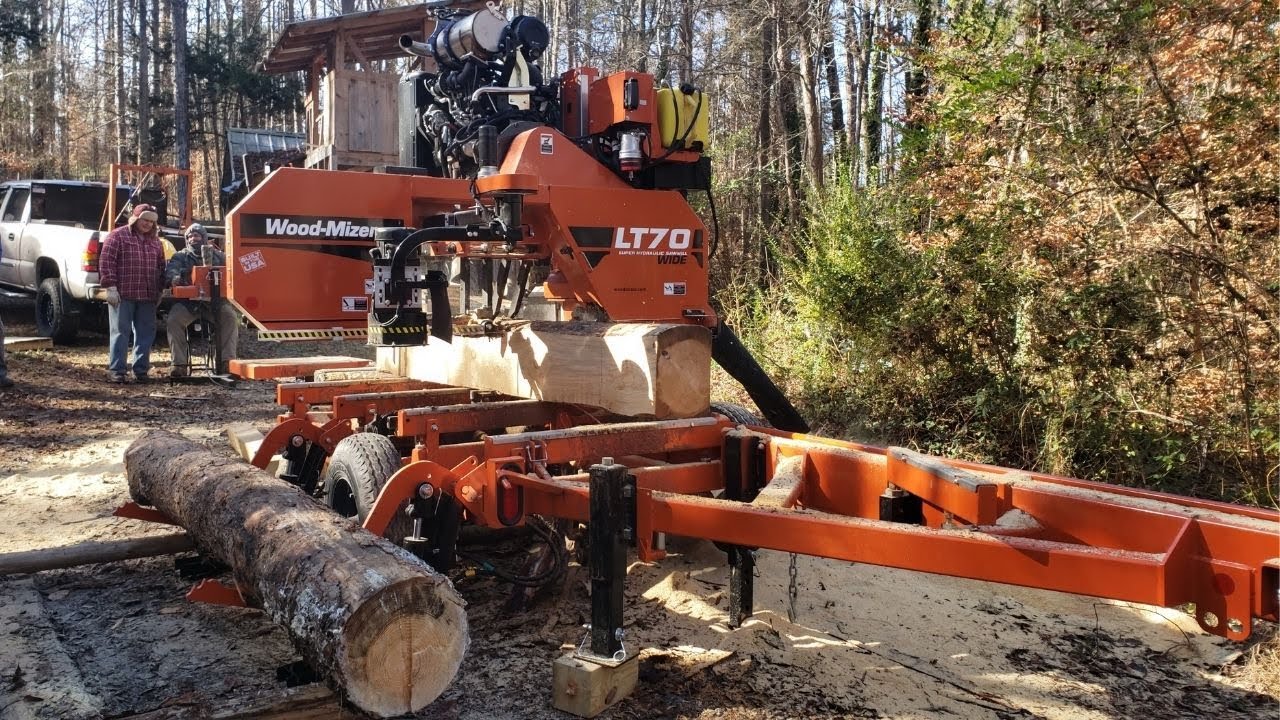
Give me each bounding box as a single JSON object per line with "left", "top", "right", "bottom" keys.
{"left": 504, "top": 461, "right": 722, "bottom": 498}
{"left": 186, "top": 578, "right": 247, "bottom": 608}
{"left": 642, "top": 490, "right": 1269, "bottom": 639}
{"left": 763, "top": 428, "right": 1279, "bottom": 523}
{"left": 331, "top": 388, "right": 474, "bottom": 425}
{"left": 411, "top": 441, "right": 486, "bottom": 470}
{"left": 277, "top": 378, "right": 443, "bottom": 416}
{"left": 483, "top": 418, "right": 724, "bottom": 465}
{"left": 886, "top": 447, "right": 999, "bottom": 525}
{"left": 398, "top": 399, "right": 562, "bottom": 438}
{"left": 114, "top": 501, "right": 179, "bottom": 526}
{"left": 491, "top": 470, "right": 1274, "bottom": 641}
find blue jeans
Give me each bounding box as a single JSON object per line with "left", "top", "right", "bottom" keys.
{"left": 108, "top": 300, "right": 158, "bottom": 376}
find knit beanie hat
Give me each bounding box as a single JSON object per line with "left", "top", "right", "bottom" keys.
{"left": 129, "top": 204, "right": 159, "bottom": 227}
{"left": 185, "top": 223, "right": 209, "bottom": 243}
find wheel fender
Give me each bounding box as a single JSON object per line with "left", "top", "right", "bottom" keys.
{"left": 253, "top": 417, "right": 322, "bottom": 469}
{"left": 363, "top": 460, "right": 457, "bottom": 537}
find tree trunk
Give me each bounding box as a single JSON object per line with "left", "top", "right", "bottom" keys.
{"left": 905, "top": 0, "right": 932, "bottom": 149}
{"left": 115, "top": 0, "right": 125, "bottom": 163}
{"left": 171, "top": 0, "right": 189, "bottom": 215}
{"left": 774, "top": 10, "right": 801, "bottom": 223}
{"left": 795, "top": 2, "right": 824, "bottom": 189}
{"left": 756, "top": 8, "right": 776, "bottom": 280}
{"left": 137, "top": 0, "right": 150, "bottom": 162}
{"left": 124, "top": 430, "right": 469, "bottom": 719}
{"left": 856, "top": 0, "right": 875, "bottom": 185}
{"left": 677, "top": 0, "right": 693, "bottom": 83}
{"left": 840, "top": 0, "right": 859, "bottom": 167}
{"left": 866, "top": 18, "right": 886, "bottom": 184}
{"left": 821, "top": 1, "right": 845, "bottom": 162}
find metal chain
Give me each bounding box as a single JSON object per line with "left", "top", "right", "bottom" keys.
{"left": 787, "top": 552, "right": 799, "bottom": 622}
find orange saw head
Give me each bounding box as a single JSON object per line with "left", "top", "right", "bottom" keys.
{"left": 224, "top": 131, "right": 715, "bottom": 340}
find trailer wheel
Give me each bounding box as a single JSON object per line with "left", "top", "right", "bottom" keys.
{"left": 36, "top": 278, "right": 80, "bottom": 344}
{"left": 709, "top": 401, "right": 764, "bottom": 427}
{"left": 323, "top": 433, "right": 410, "bottom": 542}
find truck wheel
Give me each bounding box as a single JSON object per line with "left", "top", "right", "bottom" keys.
{"left": 710, "top": 401, "right": 764, "bottom": 427}
{"left": 35, "top": 277, "right": 80, "bottom": 344}
{"left": 323, "top": 433, "right": 411, "bottom": 542}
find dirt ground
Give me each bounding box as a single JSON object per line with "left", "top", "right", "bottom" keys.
{"left": 0, "top": 294, "right": 1276, "bottom": 720}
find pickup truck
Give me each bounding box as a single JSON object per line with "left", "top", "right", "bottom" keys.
{"left": 0, "top": 179, "right": 142, "bottom": 343}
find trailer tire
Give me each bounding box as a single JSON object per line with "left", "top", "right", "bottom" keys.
{"left": 709, "top": 401, "right": 764, "bottom": 427}
{"left": 36, "top": 278, "right": 80, "bottom": 344}
{"left": 323, "top": 433, "right": 411, "bottom": 542}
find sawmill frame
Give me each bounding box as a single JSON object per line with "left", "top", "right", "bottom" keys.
{"left": 174, "top": 373, "right": 1280, "bottom": 647}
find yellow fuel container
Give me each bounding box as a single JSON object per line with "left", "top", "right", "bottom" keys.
{"left": 656, "top": 86, "right": 709, "bottom": 152}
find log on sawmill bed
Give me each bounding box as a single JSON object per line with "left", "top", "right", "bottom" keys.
{"left": 124, "top": 430, "right": 469, "bottom": 718}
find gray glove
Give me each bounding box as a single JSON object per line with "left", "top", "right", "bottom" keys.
{"left": 105, "top": 287, "right": 121, "bottom": 307}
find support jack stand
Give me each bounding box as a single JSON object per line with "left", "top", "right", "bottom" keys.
{"left": 551, "top": 459, "right": 639, "bottom": 718}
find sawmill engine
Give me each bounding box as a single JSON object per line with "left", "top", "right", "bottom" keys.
{"left": 399, "top": 3, "right": 556, "bottom": 178}
{"left": 398, "top": 1, "right": 711, "bottom": 190}
{"left": 371, "top": 1, "right": 720, "bottom": 348}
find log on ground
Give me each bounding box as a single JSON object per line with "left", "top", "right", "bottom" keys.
{"left": 124, "top": 430, "right": 469, "bottom": 718}
{"left": 0, "top": 532, "right": 193, "bottom": 576}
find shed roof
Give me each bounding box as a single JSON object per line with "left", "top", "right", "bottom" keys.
{"left": 226, "top": 128, "right": 305, "bottom": 184}
{"left": 261, "top": 2, "right": 484, "bottom": 74}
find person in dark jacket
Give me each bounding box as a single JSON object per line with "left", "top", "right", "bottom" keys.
{"left": 165, "top": 223, "right": 238, "bottom": 377}
{"left": 100, "top": 204, "right": 166, "bottom": 383}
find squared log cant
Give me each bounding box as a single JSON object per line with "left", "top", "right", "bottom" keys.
{"left": 376, "top": 322, "right": 712, "bottom": 419}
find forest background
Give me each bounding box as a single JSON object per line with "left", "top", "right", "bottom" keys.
{"left": 0, "top": 0, "right": 1274, "bottom": 504}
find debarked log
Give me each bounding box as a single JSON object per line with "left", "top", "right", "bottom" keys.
{"left": 0, "top": 532, "right": 193, "bottom": 576}
{"left": 124, "top": 430, "right": 468, "bottom": 718}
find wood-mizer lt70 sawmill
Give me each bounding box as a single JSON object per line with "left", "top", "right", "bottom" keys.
{"left": 138, "top": 1, "right": 1280, "bottom": 716}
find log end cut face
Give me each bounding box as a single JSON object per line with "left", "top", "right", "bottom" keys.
{"left": 341, "top": 577, "right": 470, "bottom": 717}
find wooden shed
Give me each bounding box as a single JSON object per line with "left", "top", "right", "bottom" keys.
{"left": 260, "top": 3, "right": 481, "bottom": 171}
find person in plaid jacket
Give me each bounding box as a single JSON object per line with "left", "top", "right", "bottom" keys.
{"left": 99, "top": 204, "right": 167, "bottom": 383}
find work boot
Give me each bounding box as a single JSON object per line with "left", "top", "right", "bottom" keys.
{"left": 168, "top": 368, "right": 188, "bottom": 379}
{"left": 107, "top": 372, "right": 127, "bottom": 384}
{"left": 0, "top": 376, "right": 13, "bottom": 389}
{"left": 133, "top": 373, "right": 150, "bottom": 384}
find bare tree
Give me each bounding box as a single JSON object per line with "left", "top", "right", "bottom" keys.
{"left": 172, "top": 0, "right": 189, "bottom": 212}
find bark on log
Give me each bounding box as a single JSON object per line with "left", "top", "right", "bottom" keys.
{"left": 124, "top": 430, "right": 468, "bottom": 718}
{"left": 0, "top": 532, "right": 194, "bottom": 576}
